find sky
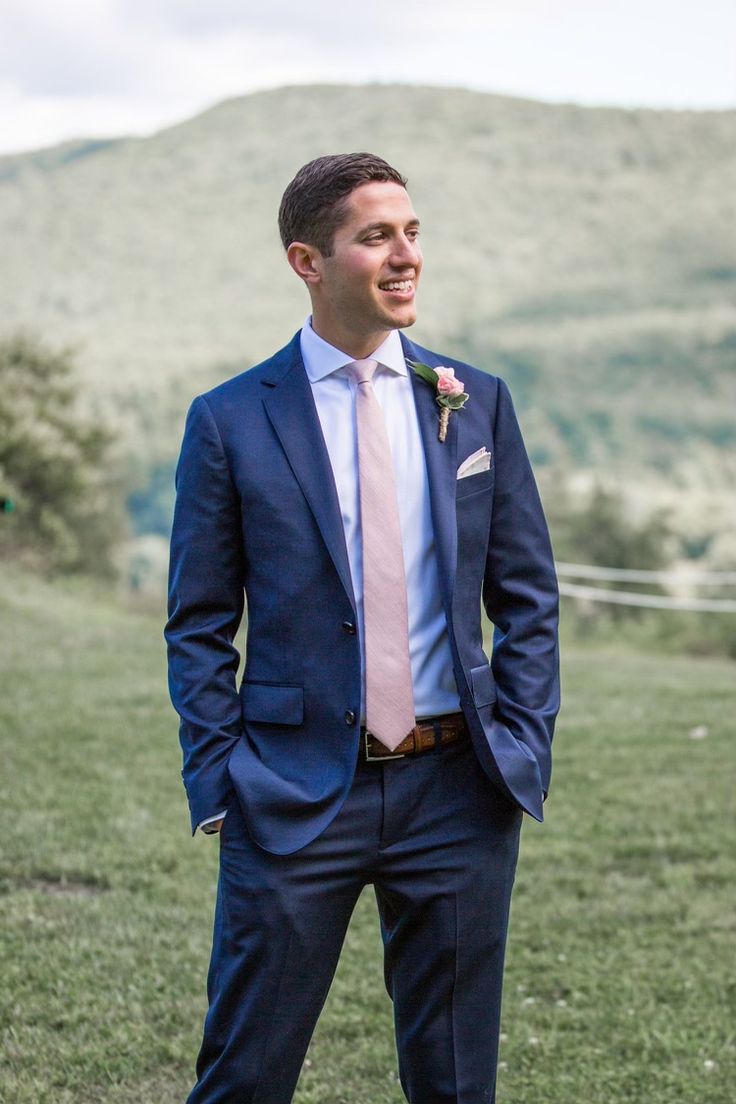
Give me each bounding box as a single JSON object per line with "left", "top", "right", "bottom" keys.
{"left": 1, "top": 0, "right": 734, "bottom": 155}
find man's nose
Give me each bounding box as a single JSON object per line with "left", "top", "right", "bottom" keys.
{"left": 391, "top": 235, "right": 421, "bottom": 269}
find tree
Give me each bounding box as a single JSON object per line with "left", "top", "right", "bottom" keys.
{"left": 0, "top": 333, "right": 123, "bottom": 575}
{"left": 564, "top": 483, "right": 671, "bottom": 574}
{"left": 543, "top": 477, "right": 673, "bottom": 628}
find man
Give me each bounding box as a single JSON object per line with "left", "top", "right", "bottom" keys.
{"left": 166, "top": 152, "right": 560, "bottom": 1104}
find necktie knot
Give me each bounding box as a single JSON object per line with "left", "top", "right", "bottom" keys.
{"left": 347, "top": 358, "right": 378, "bottom": 386}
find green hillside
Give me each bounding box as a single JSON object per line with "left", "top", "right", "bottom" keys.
{"left": 1, "top": 84, "right": 734, "bottom": 490}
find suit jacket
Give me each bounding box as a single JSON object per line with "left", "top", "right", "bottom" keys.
{"left": 165, "top": 331, "right": 560, "bottom": 854}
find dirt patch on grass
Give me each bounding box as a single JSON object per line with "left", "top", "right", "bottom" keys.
{"left": 13, "top": 872, "right": 110, "bottom": 896}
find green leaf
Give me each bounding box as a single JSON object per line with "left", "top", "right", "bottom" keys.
{"left": 447, "top": 393, "right": 470, "bottom": 410}
{"left": 406, "top": 359, "right": 439, "bottom": 387}
{"left": 437, "top": 393, "right": 470, "bottom": 411}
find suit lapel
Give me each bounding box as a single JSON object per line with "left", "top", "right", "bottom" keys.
{"left": 261, "top": 336, "right": 356, "bottom": 612}
{"left": 401, "top": 334, "right": 459, "bottom": 616}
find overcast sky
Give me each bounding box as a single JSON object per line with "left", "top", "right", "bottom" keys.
{"left": 1, "top": 0, "right": 734, "bottom": 155}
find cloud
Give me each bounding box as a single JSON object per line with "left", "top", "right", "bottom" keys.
{"left": 0, "top": 0, "right": 734, "bottom": 155}
{"left": 124, "top": 0, "right": 449, "bottom": 38}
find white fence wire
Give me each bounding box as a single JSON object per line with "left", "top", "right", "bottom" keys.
{"left": 556, "top": 562, "right": 736, "bottom": 585}
{"left": 556, "top": 563, "right": 736, "bottom": 613}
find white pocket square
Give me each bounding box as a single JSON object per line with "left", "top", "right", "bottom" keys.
{"left": 457, "top": 447, "right": 492, "bottom": 480}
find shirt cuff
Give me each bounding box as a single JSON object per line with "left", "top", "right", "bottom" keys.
{"left": 198, "top": 810, "right": 227, "bottom": 834}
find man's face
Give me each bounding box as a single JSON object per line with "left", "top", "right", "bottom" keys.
{"left": 307, "top": 180, "right": 423, "bottom": 355}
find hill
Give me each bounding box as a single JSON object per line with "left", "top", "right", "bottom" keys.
{"left": 1, "top": 83, "right": 734, "bottom": 496}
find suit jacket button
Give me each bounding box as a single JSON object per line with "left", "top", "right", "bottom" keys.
{"left": 344, "top": 710, "right": 356, "bottom": 726}
{"left": 342, "top": 620, "right": 356, "bottom": 634}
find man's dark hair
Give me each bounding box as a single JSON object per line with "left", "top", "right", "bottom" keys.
{"left": 278, "top": 153, "right": 408, "bottom": 256}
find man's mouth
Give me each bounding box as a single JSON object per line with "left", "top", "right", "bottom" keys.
{"left": 378, "top": 279, "right": 414, "bottom": 293}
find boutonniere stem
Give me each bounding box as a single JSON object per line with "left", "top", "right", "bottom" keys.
{"left": 407, "top": 360, "right": 469, "bottom": 442}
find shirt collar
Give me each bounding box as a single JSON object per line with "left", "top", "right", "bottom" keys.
{"left": 300, "top": 316, "right": 408, "bottom": 383}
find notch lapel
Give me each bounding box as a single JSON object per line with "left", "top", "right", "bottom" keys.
{"left": 261, "top": 338, "right": 356, "bottom": 612}
{"left": 401, "top": 334, "right": 459, "bottom": 616}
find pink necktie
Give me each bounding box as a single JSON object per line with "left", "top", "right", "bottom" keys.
{"left": 347, "top": 359, "right": 415, "bottom": 751}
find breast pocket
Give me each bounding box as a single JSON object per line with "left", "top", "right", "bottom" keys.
{"left": 456, "top": 468, "right": 494, "bottom": 501}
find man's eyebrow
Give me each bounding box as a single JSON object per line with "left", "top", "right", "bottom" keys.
{"left": 358, "top": 218, "right": 421, "bottom": 233}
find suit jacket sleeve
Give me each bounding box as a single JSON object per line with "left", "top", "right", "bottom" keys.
{"left": 165, "top": 395, "right": 244, "bottom": 832}
{"left": 482, "top": 378, "right": 560, "bottom": 798}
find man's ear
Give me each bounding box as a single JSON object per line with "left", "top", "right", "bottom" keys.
{"left": 287, "top": 241, "right": 322, "bottom": 286}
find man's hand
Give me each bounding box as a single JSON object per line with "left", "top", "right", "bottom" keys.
{"left": 200, "top": 814, "right": 227, "bottom": 834}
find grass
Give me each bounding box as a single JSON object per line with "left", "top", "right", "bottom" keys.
{"left": 1, "top": 568, "right": 734, "bottom": 1102}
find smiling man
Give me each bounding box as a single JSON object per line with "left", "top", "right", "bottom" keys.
{"left": 166, "top": 153, "right": 560, "bottom": 1104}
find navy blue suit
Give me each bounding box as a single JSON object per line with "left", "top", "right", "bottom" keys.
{"left": 166, "top": 331, "right": 559, "bottom": 1102}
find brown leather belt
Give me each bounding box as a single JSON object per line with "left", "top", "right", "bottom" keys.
{"left": 360, "top": 712, "right": 468, "bottom": 761}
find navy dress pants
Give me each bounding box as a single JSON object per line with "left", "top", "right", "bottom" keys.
{"left": 187, "top": 737, "right": 523, "bottom": 1104}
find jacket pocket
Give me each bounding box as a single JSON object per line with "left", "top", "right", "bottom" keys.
{"left": 239, "top": 682, "right": 304, "bottom": 725}
{"left": 456, "top": 468, "right": 494, "bottom": 501}
{"left": 470, "top": 663, "right": 497, "bottom": 708}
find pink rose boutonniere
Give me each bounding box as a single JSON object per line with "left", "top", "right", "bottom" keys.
{"left": 408, "top": 360, "right": 469, "bottom": 442}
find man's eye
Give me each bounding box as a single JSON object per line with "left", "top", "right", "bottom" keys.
{"left": 365, "top": 234, "right": 385, "bottom": 243}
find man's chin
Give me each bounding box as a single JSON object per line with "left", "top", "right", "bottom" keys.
{"left": 387, "top": 307, "right": 418, "bottom": 331}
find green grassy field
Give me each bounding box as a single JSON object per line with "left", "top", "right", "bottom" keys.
{"left": 1, "top": 568, "right": 734, "bottom": 1103}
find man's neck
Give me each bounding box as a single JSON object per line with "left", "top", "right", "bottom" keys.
{"left": 309, "top": 317, "right": 393, "bottom": 361}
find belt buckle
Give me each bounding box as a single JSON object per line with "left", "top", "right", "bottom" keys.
{"left": 364, "top": 730, "right": 406, "bottom": 761}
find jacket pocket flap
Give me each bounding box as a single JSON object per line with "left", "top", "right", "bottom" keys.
{"left": 240, "top": 682, "right": 304, "bottom": 725}
{"left": 470, "top": 663, "right": 497, "bottom": 708}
